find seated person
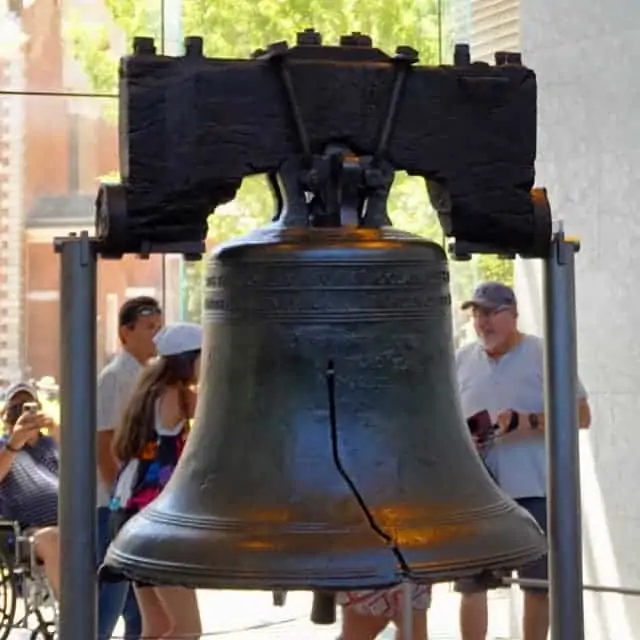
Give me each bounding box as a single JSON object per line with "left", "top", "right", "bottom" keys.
{"left": 0, "top": 382, "right": 60, "bottom": 598}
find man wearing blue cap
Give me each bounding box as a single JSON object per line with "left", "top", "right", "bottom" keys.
{"left": 454, "top": 282, "right": 591, "bottom": 640}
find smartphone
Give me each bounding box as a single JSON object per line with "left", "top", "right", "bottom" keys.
{"left": 22, "top": 402, "right": 38, "bottom": 416}
{"left": 466, "top": 409, "right": 493, "bottom": 437}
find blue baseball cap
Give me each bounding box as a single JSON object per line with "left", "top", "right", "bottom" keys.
{"left": 461, "top": 282, "right": 517, "bottom": 311}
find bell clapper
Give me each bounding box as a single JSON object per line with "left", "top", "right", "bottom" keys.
{"left": 310, "top": 590, "right": 337, "bottom": 625}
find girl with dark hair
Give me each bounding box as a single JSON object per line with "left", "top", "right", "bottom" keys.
{"left": 109, "top": 322, "right": 203, "bottom": 639}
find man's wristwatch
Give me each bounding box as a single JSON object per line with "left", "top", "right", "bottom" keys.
{"left": 5, "top": 443, "right": 20, "bottom": 453}
{"left": 529, "top": 413, "right": 541, "bottom": 430}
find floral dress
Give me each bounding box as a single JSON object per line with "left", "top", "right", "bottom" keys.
{"left": 109, "top": 402, "right": 188, "bottom": 521}
{"left": 336, "top": 583, "right": 431, "bottom": 617}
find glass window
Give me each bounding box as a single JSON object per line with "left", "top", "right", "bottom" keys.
{"left": 0, "top": 0, "right": 514, "bottom": 392}
{"left": 0, "top": 0, "right": 164, "bottom": 395}
{"left": 15, "top": 93, "right": 169, "bottom": 379}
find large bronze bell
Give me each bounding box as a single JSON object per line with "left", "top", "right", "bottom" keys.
{"left": 104, "top": 152, "right": 546, "bottom": 590}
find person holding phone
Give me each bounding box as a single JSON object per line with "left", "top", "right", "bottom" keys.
{"left": 0, "top": 382, "right": 61, "bottom": 597}
{"left": 455, "top": 282, "right": 591, "bottom": 640}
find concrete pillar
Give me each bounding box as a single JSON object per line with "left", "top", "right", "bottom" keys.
{"left": 518, "top": 1, "right": 640, "bottom": 637}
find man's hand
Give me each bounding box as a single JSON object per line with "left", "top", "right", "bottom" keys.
{"left": 97, "top": 430, "right": 119, "bottom": 487}
{"left": 495, "top": 410, "right": 536, "bottom": 435}
{"left": 495, "top": 410, "right": 517, "bottom": 435}
{"left": 496, "top": 410, "right": 545, "bottom": 436}
{"left": 38, "top": 415, "right": 59, "bottom": 443}
{"left": 8, "top": 413, "right": 46, "bottom": 450}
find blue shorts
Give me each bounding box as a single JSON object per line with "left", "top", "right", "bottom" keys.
{"left": 454, "top": 496, "right": 548, "bottom": 594}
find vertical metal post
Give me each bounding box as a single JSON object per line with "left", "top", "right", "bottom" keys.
{"left": 542, "top": 226, "right": 584, "bottom": 640}
{"left": 402, "top": 580, "right": 413, "bottom": 640}
{"left": 56, "top": 231, "right": 98, "bottom": 640}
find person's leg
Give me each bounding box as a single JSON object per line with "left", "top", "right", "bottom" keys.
{"left": 341, "top": 606, "right": 389, "bottom": 640}
{"left": 97, "top": 507, "right": 128, "bottom": 640}
{"left": 455, "top": 578, "right": 489, "bottom": 640}
{"left": 516, "top": 498, "right": 550, "bottom": 640}
{"left": 522, "top": 589, "right": 549, "bottom": 640}
{"left": 32, "top": 526, "right": 60, "bottom": 599}
{"left": 338, "top": 590, "right": 392, "bottom": 640}
{"left": 122, "top": 583, "right": 143, "bottom": 639}
{"left": 155, "top": 586, "right": 201, "bottom": 638}
{"left": 134, "top": 586, "right": 172, "bottom": 639}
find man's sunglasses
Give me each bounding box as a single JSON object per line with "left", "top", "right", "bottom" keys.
{"left": 122, "top": 305, "right": 162, "bottom": 326}
{"left": 136, "top": 305, "right": 162, "bottom": 318}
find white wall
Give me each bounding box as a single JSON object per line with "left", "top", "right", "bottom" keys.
{"left": 518, "top": 1, "right": 640, "bottom": 637}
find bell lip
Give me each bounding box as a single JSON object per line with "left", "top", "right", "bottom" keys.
{"left": 97, "top": 562, "right": 127, "bottom": 584}
{"left": 103, "top": 543, "right": 546, "bottom": 590}
{"left": 104, "top": 503, "right": 547, "bottom": 589}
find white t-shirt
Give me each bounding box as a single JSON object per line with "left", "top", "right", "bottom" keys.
{"left": 96, "top": 350, "right": 143, "bottom": 508}
{"left": 456, "top": 334, "right": 588, "bottom": 499}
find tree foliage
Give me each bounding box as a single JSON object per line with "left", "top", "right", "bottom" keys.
{"left": 66, "top": 0, "right": 512, "bottom": 323}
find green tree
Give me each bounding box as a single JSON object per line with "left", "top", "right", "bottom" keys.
{"left": 477, "top": 255, "right": 514, "bottom": 287}
{"left": 67, "top": 0, "right": 510, "bottom": 322}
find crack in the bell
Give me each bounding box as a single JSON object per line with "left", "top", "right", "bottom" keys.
{"left": 325, "top": 359, "right": 413, "bottom": 580}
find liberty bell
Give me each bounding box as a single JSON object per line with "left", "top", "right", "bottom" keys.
{"left": 104, "top": 149, "right": 546, "bottom": 592}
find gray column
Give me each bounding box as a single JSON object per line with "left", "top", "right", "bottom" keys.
{"left": 57, "top": 232, "right": 98, "bottom": 639}
{"left": 543, "top": 234, "right": 584, "bottom": 639}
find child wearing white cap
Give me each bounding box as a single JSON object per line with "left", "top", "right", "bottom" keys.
{"left": 108, "top": 322, "right": 203, "bottom": 638}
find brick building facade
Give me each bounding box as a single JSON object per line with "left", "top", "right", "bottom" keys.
{"left": 25, "top": 219, "right": 166, "bottom": 378}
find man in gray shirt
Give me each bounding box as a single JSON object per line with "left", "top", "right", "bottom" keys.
{"left": 455, "top": 282, "right": 591, "bottom": 640}
{"left": 96, "top": 297, "right": 163, "bottom": 640}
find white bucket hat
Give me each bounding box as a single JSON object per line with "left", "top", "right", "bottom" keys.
{"left": 3, "top": 381, "right": 39, "bottom": 404}
{"left": 153, "top": 322, "right": 203, "bottom": 357}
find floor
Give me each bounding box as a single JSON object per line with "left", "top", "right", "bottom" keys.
{"left": 102, "top": 584, "right": 523, "bottom": 639}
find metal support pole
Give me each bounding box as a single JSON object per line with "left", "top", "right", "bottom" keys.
{"left": 402, "top": 580, "right": 413, "bottom": 640}
{"left": 543, "top": 226, "right": 584, "bottom": 640}
{"left": 503, "top": 576, "right": 640, "bottom": 598}
{"left": 56, "top": 231, "right": 98, "bottom": 640}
